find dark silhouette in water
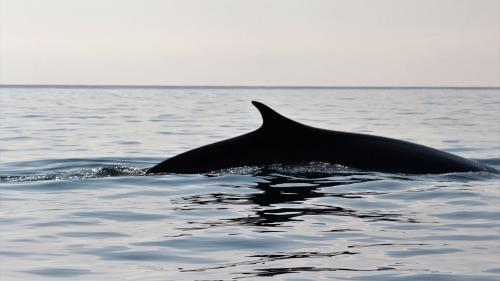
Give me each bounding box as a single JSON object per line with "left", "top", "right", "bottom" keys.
{"left": 148, "top": 101, "right": 495, "bottom": 174}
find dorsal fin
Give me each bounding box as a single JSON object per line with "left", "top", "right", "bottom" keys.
{"left": 252, "top": 101, "right": 302, "bottom": 130}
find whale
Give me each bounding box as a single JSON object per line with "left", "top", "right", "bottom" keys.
{"left": 147, "top": 101, "right": 495, "bottom": 174}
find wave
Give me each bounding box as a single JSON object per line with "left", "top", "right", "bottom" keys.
{"left": 0, "top": 166, "right": 146, "bottom": 183}
{"left": 1, "top": 157, "right": 498, "bottom": 184}
{"left": 477, "top": 157, "right": 500, "bottom": 166}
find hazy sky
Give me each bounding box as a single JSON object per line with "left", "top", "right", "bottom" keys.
{"left": 1, "top": 0, "right": 499, "bottom": 86}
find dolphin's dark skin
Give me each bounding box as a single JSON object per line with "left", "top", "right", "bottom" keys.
{"left": 147, "top": 101, "right": 495, "bottom": 174}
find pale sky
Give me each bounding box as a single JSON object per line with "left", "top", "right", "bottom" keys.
{"left": 0, "top": 0, "right": 499, "bottom": 86}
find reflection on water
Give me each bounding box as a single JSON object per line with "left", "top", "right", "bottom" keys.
{"left": 3, "top": 159, "right": 497, "bottom": 280}
{"left": 1, "top": 87, "right": 499, "bottom": 280}
{"left": 179, "top": 169, "right": 408, "bottom": 228}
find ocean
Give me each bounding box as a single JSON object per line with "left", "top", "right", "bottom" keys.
{"left": 1, "top": 86, "right": 499, "bottom": 280}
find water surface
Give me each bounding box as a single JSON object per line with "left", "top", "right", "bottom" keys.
{"left": 1, "top": 86, "right": 499, "bottom": 280}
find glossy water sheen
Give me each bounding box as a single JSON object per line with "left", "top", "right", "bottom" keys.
{"left": 1, "top": 86, "right": 499, "bottom": 281}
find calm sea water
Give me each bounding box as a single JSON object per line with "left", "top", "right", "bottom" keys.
{"left": 1, "top": 86, "right": 499, "bottom": 281}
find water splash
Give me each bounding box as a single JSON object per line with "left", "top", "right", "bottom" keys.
{"left": 0, "top": 166, "right": 146, "bottom": 183}
{"left": 1, "top": 159, "right": 498, "bottom": 184}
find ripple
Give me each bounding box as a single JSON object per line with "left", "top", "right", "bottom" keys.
{"left": 57, "top": 232, "right": 130, "bottom": 238}
{"left": 30, "top": 220, "right": 99, "bottom": 227}
{"left": 241, "top": 266, "right": 395, "bottom": 278}
{"left": 134, "top": 236, "right": 292, "bottom": 251}
{"left": 0, "top": 251, "right": 63, "bottom": 257}
{"left": 22, "top": 268, "right": 94, "bottom": 277}
{"left": 72, "top": 246, "right": 219, "bottom": 263}
{"left": 421, "top": 234, "right": 500, "bottom": 241}
{"left": 99, "top": 251, "right": 216, "bottom": 263}
{"left": 343, "top": 273, "right": 500, "bottom": 281}
{"left": 71, "top": 211, "right": 170, "bottom": 221}
{"left": 387, "top": 247, "right": 463, "bottom": 257}
{"left": 437, "top": 211, "right": 500, "bottom": 220}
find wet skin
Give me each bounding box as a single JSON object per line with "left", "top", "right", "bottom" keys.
{"left": 148, "top": 101, "right": 496, "bottom": 174}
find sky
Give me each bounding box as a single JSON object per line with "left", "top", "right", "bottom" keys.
{"left": 0, "top": 0, "right": 499, "bottom": 87}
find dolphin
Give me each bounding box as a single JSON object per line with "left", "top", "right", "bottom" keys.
{"left": 147, "top": 101, "right": 495, "bottom": 174}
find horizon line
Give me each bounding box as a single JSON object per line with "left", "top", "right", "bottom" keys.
{"left": 0, "top": 84, "right": 499, "bottom": 90}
